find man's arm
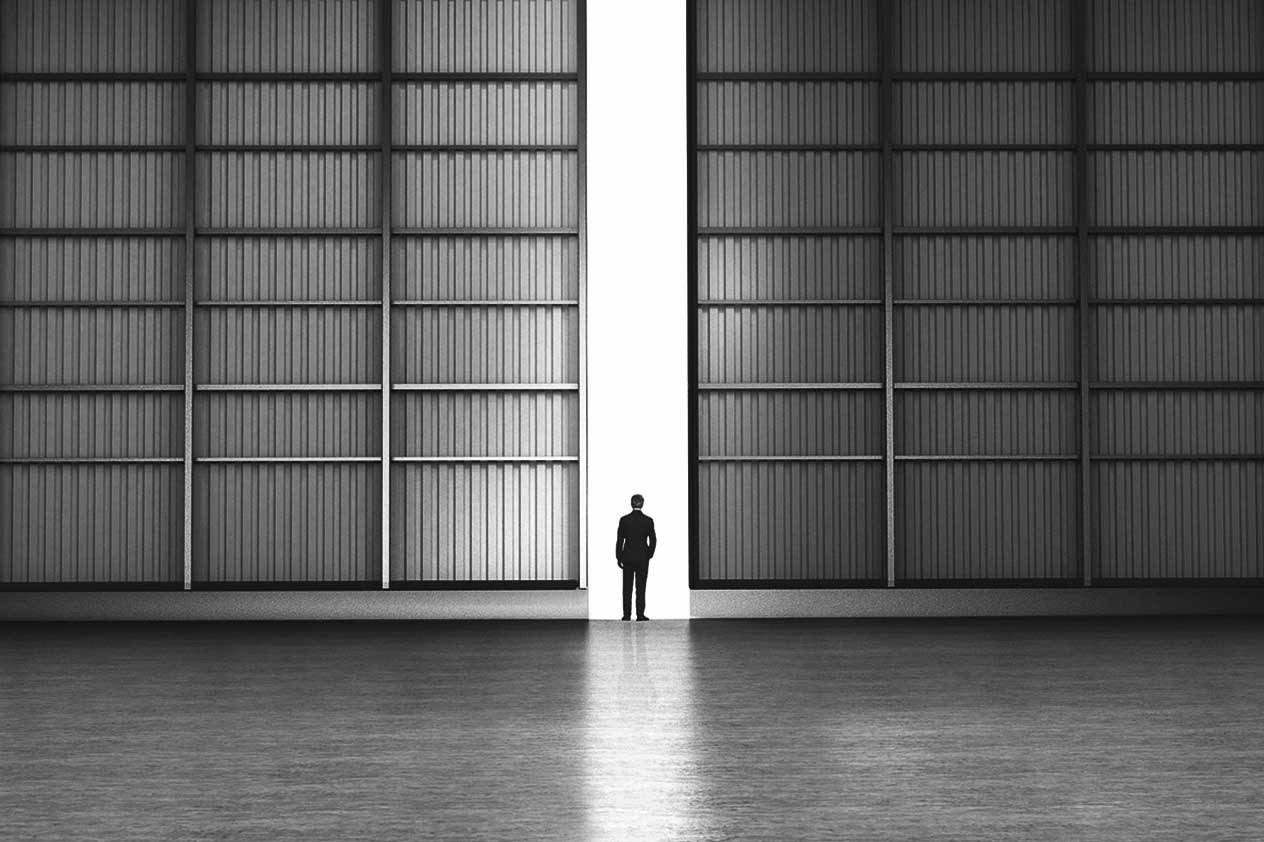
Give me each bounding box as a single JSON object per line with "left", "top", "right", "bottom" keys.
{"left": 615, "top": 517, "right": 625, "bottom": 565}
{"left": 646, "top": 517, "right": 656, "bottom": 560}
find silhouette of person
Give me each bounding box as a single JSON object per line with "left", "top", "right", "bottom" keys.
{"left": 616, "top": 493, "right": 656, "bottom": 621}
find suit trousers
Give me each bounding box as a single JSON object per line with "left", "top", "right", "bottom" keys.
{"left": 622, "top": 560, "right": 649, "bottom": 618}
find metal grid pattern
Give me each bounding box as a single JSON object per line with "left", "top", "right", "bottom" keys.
{"left": 688, "top": 0, "right": 1264, "bottom": 586}
{"left": 0, "top": 0, "right": 585, "bottom": 589}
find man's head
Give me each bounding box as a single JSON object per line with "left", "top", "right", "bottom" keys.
{"left": 630, "top": 494, "right": 644, "bottom": 510}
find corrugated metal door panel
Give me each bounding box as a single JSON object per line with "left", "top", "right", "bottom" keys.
{"left": 894, "top": 236, "right": 1076, "bottom": 300}
{"left": 195, "top": 152, "right": 379, "bottom": 228}
{"left": 393, "top": 151, "right": 578, "bottom": 229}
{"left": 1092, "top": 306, "right": 1264, "bottom": 382}
{"left": 392, "top": 392, "right": 578, "bottom": 458}
{"left": 698, "top": 236, "right": 881, "bottom": 301}
{"left": 389, "top": 463, "right": 579, "bottom": 582}
{"left": 894, "top": 0, "right": 1071, "bottom": 72}
{"left": 198, "top": 0, "right": 375, "bottom": 72}
{"left": 893, "top": 152, "right": 1074, "bottom": 227}
{"left": 1091, "top": 236, "right": 1264, "bottom": 299}
{"left": 894, "top": 82, "right": 1073, "bottom": 145}
{"left": 392, "top": 236, "right": 579, "bottom": 301}
{"left": 698, "top": 82, "right": 878, "bottom": 145}
{"left": 1093, "top": 462, "right": 1264, "bottom": 579}
{"left": 695, "top": 0, "right": 877, "bottom": 73}
{"left": 394, "top": 0, "right": 578, "bottom": 73}
{"left": 699, "top": 307, "right": 884, "bottom": 384}
{"left": 897, "top": 391, "right": 1078, "bottom": 456}
{"left": 194, "top": 307, "right": 378, "bottom": 384}
{"left": 0, "top": 464, "right": 182, "bottom": 583}
{"left": 194, "top": 463, "right": 379, "bottom": 583}
{"left": 698, "top": 151, "right": 880, "bottom": 229}
{"left": 196, "top": 237, "right": 380, "bottom": 301}
{"left": 1090, "top": 0, "right": 1263, "bottom": 73}
{"left": 1, "top": 237, "right": 184, "bottom": 302}
{"left": 0, "top": 0, "right": 185, "bottom": 72}
{"left": 195, "top": 393, "right": 381, "bottom": 458}
{"left": 1093, "top": 390, "right": 1264, "bottom": 456}
{"left": 697, "top": 462, "right": 885, "bottom": 581}
{"left": 895, "top": 462, "right": 1079, "bottom": 580}
{"left": 393, "top": 82, "right": 578, "bottom": 146}
{"left": 0, "top": 394, "right": 181, "bottom": 459}
{"left": 895, "top": 306, "right": 1077, "bottom": 383}
{"left": 198, "top": 83, "right": 379, "bottom": 145}
{"left": 0, "top": 152, "right": 184, "bottom": 228}
{"left": 1089, "top": 152, "right": 1264, "bottom": 227}
{"left": 698, "top": 392, "right": 883, "bottom": 457}
{"left": 0, "top": 308, "right": 184, "bottom": 386}
{"left": 1, "top": 83, "right": 184, "bottom": 145}
{"left": 392, "top": 307, "right": 577, "bottom": 384}
{"left": 1089, "top": 82, "right": 1264, "bottom": 145}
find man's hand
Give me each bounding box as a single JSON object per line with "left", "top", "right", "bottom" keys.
{"left": 617, "top": 561, "right": 624, "bottom": 569}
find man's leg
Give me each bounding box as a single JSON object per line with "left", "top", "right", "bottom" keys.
{"left": 635, "top": 562, "right": 649, "bottom": 618}
{"left": 622, "top": 563, "right": 635, "bottom": 619}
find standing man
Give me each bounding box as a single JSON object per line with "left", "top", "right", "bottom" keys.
{"left": 616, "top": 494, "right": 656, "bottom": 621}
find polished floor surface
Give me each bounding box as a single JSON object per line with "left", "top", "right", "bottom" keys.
{"left": 2, "top": 617, "right": 1262, "bottom": 841}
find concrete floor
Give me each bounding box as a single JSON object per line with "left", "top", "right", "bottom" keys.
{"left": 2, "top": 618, "right": 1262, "bottom": 841}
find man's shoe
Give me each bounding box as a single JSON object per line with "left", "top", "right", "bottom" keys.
{"left": 636, "top": 615, "right": 649, "bottom": 621}
{"left": 621, "top": 616, "right": 631, "bottom": 621}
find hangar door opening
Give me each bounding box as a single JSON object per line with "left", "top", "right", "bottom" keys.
{"left": 688, "top": 0, "right": 1264, "bottom": 587}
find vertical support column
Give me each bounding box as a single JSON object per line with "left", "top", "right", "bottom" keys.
{"left": 1074, "top": 0, "right": 1093, "bottom": 587}
{"left": 183, "top": 0, "right": 197, "bottom": 590}
{"left": 878, "top": 0, "right": 896, "bottom": 587}
{"left": 685, "top": 0, "right": 700, "bottom": 590}
{"left": 379, "top": 0, "right": 393, "bottom": 589}
{"left": 577, "top": 0, "right": 589, "bottom": 589}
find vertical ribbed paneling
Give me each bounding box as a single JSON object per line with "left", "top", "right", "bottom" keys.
{"left": 0, "top": 309, "right": 184, "bottom": 385}
{"left": 392, "top": 307, "right": 577, "bottom": 384}
{"left": 1091, "top": 236, "right": 1264, "bottom": 299}
{"left": 394, "top": 0, "right": 577, "bottom": 73}
{"left": 697, "top": 462, "right": 885, "bottom": 581}
{"left": 393, "top": 152, "right": 577, "bottom": 228}
{"left": 0, "top": 83, "right": 183, "bottom": 145}
{"left": 1092, "top": 306, "right": 1264, "bottom": 382}
{"left": 392, "top": 237, "right": 578, "bottom": 301}
{"left": 894, "top": 83, "right": 1073, "bottom": 144}
{"left": 1092, "top": 390, "right": 1264, "bottom": 456}
{"left": 195, "top": 238, "right": 380, "bottom": 301}
{"left": 198, "top": 83, "right": 378, "bottom": 145}
{"left": 0, "top": 237, "right": 183, "bottom": 301}
{"left": 1093, "top": 462, "right": 1264, "bottom": 579}
{"left": 695, "top": 0, "right": 877, "bottom": 72}
{"left": 1090, "top": 0, "right": 1263, "bottom": 72}
{"left": 194, "top": 307, "right": 378, "bottom": 384}
{"left": 392, "top": 392, "right": 578, "bottom": 457}
{"left": 698, "top": 152, "right": 879, "bottom": 228}
{"left": 698, "top": 392, "right": 882, "bottom": 457}
{"left": 896, "top": 392, "right": 1077, "bottom": 455}
{"left": 894, "top": 0, "right": 1071, "bottom": 71}
{"left": 0, "top": 153, "right": 184, "bottom": 228}
{"left": 194, "top": 464, "right": 379, "bottom": 583}
{"left": 893, "top": 152, "right": 1073, "bottom": 227}
{"left": 895, "top": 307, "right": 1076, "bottom": 382}
{"left": 0, "top": 394, "right": 181, "bottom": 458}
{"left": 0, "top": 0, "right": 185, "bottom": 72}
{"left": 197, "top": 0, "right": 376, "bottom": 72}
{"left": 195, "top": 393, "right": 380, "bottom": 457}
{"left": 697, "top": 236, "right": 880, "bottom": 300}
{"left": 0, "top": 465, "right": 182, "bottom": 583}
{"left": 1089, "top": 152, "right": 1264, "bottom": 227}
{"left": 697, "top": 83, "right": 878, "bottom": 145}
{"left": 894, "top": 236, "right": 1075, "bottom": 299}
{"left": 390, "top": 463, "right": 578, "bottom": 581}
{"left": 1089, "top": 82, "right": 1264, "bottom": 144}
{"left": 699, "top": 307, "right": 883, "bottom": 384}
{"left": 196, "top": 153, "right": 378, "bottom": 228}
{"left": 393, "top": 83, "right": 578, "bottom": 145}
{"left": 896, "top": 463, "right": 1078, "bottom": 580}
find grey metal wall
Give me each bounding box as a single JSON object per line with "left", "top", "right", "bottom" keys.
{"left": 690, "top": 0, "right": 1264, "bottom": 585}
{"left": 1, "top": 0, "right": 584, "bottom": 588}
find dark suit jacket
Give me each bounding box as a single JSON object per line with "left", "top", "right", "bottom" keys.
{"left": 616, "top": 510, "right": 657, "bottom": 565}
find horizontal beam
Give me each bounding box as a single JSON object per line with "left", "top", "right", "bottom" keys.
{"left": 391, "top": 455, "right": 579, "bottom": 463}
{"left": 0, "top": 384, "right": 182, "bottom": 392}
{"left": 193, "top": 383, "right": 379, "bottom": 392}
{"left": 0, "top": 71, "right": 580, "bottom": 83}
{"left": 695, "top": 144, "right": 1264, "bottom": 153}
{"left": 392, "top": 227, "right": 579, "bottom": 236}
{"left": 392, "top": 383, "right": 579, "bottom": 391}
{"left": 698, "top": 298, "right": 883, "bottom": 306}
{"left": 0, "top": 457, "right": 182, "bottom": 464}
{"left": 194, "top": 299, "right": 380, "bottom": 307}
{"left": 695, "top": 71, "right": 1264, "bottom": 82}
{"left": 393, "top": 299, "right": 579, "bottom": 307}
{"left": 194, "top": 456, "right": 378, "bottom": 463}
{"left": 698, "top": 455, "right": 882, "bottom": 462}
{"left": 697, "top": 382, "right": 883, "bottom": 391}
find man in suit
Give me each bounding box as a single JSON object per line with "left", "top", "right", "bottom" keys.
{"left": 616, "top": 494, "right": 656, "bottom": 621}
